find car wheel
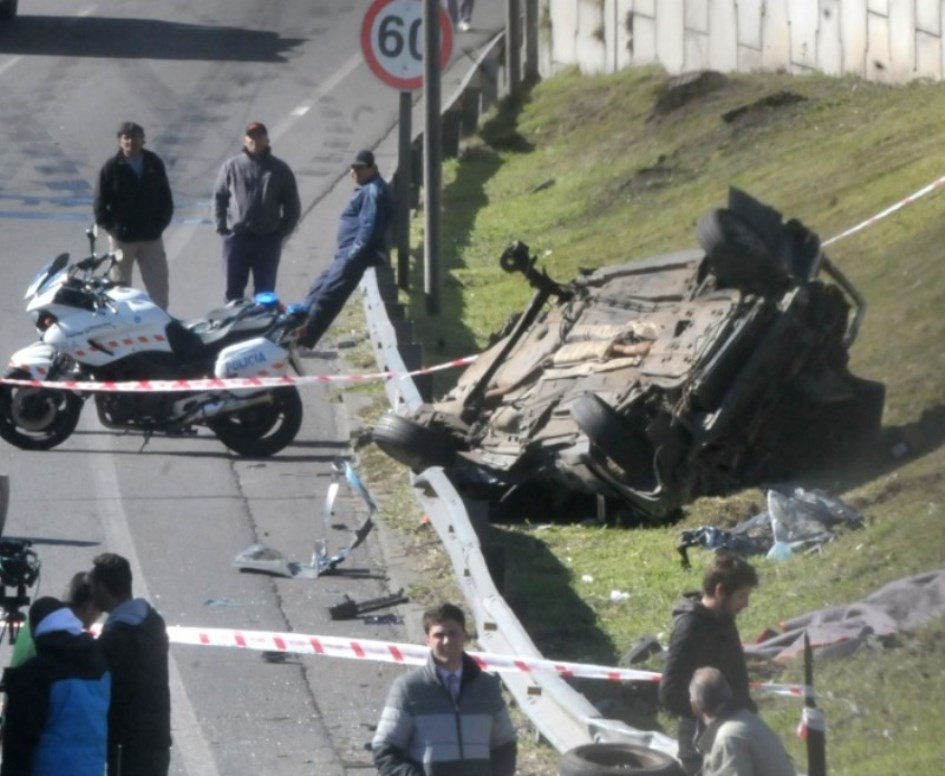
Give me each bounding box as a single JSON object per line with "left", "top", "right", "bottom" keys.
{"left": 558, "top": 743, "right": 684, "bottom": 776}
{"left": 372, "top": 413, "right": 458, "bottom": 473}
{"left": 571, "top": 393, "right": 658, "bottom": 492}
{"left": 697, "top": 208, "right": 789, "bottom": 295}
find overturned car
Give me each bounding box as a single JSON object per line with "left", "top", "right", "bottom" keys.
{"left": 373, "top": 189, "right": 885, "bottom": 521}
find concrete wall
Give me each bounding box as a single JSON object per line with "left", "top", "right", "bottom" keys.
{"left": 542, "top": 0, "right": 944, "bottom": 83}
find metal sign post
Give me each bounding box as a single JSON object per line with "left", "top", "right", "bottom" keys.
{"left": 360, "top": 0, "right": 453, "bottom": 299}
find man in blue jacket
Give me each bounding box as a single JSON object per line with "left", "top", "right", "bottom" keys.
{"left": 297, "top": 149, "right": 393, "bottom": 349}
{"left": 1, "top": 597, "right": 110, "bottom": 776}
{"left": 372, "top": 603, "right": 517, "bottom": 776}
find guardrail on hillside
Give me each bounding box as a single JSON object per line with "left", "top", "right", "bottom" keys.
{"left": 360, "top": 266, "right": 677, "bottom": 757}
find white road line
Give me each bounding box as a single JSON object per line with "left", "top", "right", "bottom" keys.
{"left": 269, "top": 52, "right": 363, "bottom": 142}
{"left": 90, "top": 446, "right": 221, "bottom": 776}
{"left": 0, "top": 57, "right": 22, "bottom": 77}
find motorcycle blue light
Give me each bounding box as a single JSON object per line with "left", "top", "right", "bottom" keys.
{"left": 255, "top": 292, "right": 279, "bottom": 309}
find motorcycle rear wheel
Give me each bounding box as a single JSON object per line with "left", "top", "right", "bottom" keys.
{"left": 0, "top": 368, "right": 83, "bottom": 450}
{"left": 208, "top": 387, "right": 303, "bottom": 457}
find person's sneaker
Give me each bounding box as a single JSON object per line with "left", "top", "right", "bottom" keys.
{"left": 458, "top": 19, "right": 471, "bottom": 31}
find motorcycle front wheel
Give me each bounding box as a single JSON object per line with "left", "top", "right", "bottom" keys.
{"left": 208, "top": 387, "right": 303, "bottom": 457}
{"left": 0, "top": 369, "right": 83, "bottom": 450}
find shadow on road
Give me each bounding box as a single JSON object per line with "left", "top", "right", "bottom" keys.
{"left": 0, "top": 16, "right": 306, "bottom": 62}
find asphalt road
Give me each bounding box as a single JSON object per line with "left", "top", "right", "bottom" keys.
{"left": 0, "top": 1, "right": 503, "bottom": 773}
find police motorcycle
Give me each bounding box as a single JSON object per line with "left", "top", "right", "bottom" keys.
{"left": 0, "top": 227, "right": 309, "bottom": 457}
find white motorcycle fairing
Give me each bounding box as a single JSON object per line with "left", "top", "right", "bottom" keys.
{"left": 7, "top": 342, "right": 58, "bottom": 381}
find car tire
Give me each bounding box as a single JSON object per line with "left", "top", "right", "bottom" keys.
{"left": 697, "top": 208, "right": 789, "bottom": 295}
{"left": 571, "top": 393, "right": 657, "bottom": 492}
{"left": 558, "top": 743, "right": 684, "bottom": 776}
{"left": 372, "top": 413, "right": 458, "bottom": 473}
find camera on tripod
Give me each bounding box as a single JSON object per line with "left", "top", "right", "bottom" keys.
{"left": 0, "top": 537, "right": 41, "bottom": 644}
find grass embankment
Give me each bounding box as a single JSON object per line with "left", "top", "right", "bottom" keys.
{"left": 360, "top": 66, "right": 945, "bottom": 775}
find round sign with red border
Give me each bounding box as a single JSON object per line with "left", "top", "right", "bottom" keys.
{"left": 361, "top": 0, "right": 454, "bottom": 91}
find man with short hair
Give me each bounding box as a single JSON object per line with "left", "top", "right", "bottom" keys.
{"left": 89, "top": 553, "right": 171, "bottom": 776}
{"left": 297, "top": 149, "right": 392, "bottom": 349}
{"left": 94, "top": 121, "right": 175, "bottom": 309}
{"left": 659, "top": 552, "right": 759, "bottom": 774}
{"left": 372, "top": 602, "right": 517, "bottom": 776}
{"left": 689, "top": 667, "right": 795, "bottom": 776}
{"left": 213, "top": 121, "right": 300, "bottom": 301}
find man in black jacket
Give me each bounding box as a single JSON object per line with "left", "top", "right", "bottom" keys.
{"left": 89, "top": 553, "right": 171, "bottom": 776}
{"left": 658, "top": 552, "right": 759, "bottom": 775}
{"left": 94, "top": 121, "right": 174, "bottom": 309}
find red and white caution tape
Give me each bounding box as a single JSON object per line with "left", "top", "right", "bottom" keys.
{"left": 0, "top": 355, "right": 478, "bottom": 393}
{"left": 162, "top": 624, "right": 808, "bottom": 699}
{"left": 822, "top": 173, "right": 945, "bottom": 247}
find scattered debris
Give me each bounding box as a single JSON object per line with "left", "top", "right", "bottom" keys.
{"left": 676, "top": 487, "right": 864, "bottom": 568}
{"left": 233, "top": 458, "right": 376, "bottom": 578}
{"left": 328, "top": 589, "right": 409, "bottom": 621}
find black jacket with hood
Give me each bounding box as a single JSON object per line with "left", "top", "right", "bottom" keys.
{"left": 658, "top": 593, "right": 757, "bottom": 720}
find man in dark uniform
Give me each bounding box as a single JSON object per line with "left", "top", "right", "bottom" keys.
{"left": 297, "top": 149, "right": 392, "bottom": 349}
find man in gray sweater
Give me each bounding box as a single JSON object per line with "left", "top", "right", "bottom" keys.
{"left": 372, "top": 603, "right": 517, "bottom": 776}
{"left": 690, "top": 667, "right": 796, "bottom": 776}
{"left": 213, "top": 121, "right": 300, "bottom": 302}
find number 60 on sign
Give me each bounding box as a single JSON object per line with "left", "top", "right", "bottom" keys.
{"left": 361, "top": 0, "right": 454, "bottom": 91}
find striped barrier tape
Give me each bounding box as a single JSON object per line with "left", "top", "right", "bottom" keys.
{"left": 822, "top": 173, "right": 945, "bottom": 247}
{"left": 159, "top": 624, "right": 808, "bottom": 699}
{"left": 0, "top": 355, "right": 478, "bottom": 393}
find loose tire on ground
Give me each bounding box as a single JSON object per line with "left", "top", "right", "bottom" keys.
{"left": 0, "top": 369, "right": 83, "bottom": 451}
{"left": 208, "top": 387, "right": 303, "bottom": 457}
{"left": 558, "top": 743, "right": 684, "bottom": 776}
{"left": 371, "top": 413, "right": 457, "bottom": 472}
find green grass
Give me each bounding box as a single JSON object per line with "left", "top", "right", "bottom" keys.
{"left": 376, "top": 65, "right": 945, "bottom": 775}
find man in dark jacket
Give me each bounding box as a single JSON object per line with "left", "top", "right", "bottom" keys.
{"left": 89, "top": 552, "right": 171, "bottom": 776}
{"left": 297, "top": 149, "right": 392, "bottom": 349}
{"left": 1, "top": 597, "right": 110, "bottom": 776}
{"left": 372, "top": 603, "right": 517, "bottom": 776}
{"left": 659, "top": 552, "right": 759, "bottom": 775}
{"left": 94, "top": 121, "right": 175, "bottom": 309}
{"left": 213, "top": 121, "right": 300, "bottom": 302}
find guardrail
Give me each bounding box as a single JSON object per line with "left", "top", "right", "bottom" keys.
{"left": 360, "top": 265, "right": 677, "bottom": 758}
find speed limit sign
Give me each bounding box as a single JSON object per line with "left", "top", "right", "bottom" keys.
{"left": 361, "top": 0, "right": 454, "bottom": 91}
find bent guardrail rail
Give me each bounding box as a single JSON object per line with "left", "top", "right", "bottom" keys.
{"left": 360, "top": 267, "right": 677, "bottom": 758}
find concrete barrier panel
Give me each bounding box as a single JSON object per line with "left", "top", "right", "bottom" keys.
{"left": 840, "top": 0, "right": 869, "bottom": 75}
{"left": 817, "top": 0, "right": 844, "bottom": 75}
{"left": 655, "top": 0, "right": 686, "bottom": 73}
{"left": 707, "top": 0, "right": 738, "bottom": 72}
{"left": 915, "top": 29, "right": 943, "bottom": 78}
{"left": 762, "top": 0, "right": 792, "bottom": 71}
{"left": 867, "top": 8, "right": 894, "bottom": 81}
{"left": 887, "top": 0, "right": 917, "bottom": 81}
{"left": 788, "top": 0, "right": 821, "bottom": 71}
{"left": 736, "top": 0, "right": 763, "bottom": 51}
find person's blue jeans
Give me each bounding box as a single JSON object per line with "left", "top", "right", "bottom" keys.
{"left": 222, "top": 231, "right": 283, "bottom": 301}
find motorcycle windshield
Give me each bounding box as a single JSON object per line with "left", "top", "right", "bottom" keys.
{"left": 25, "top": 253, "right": 70, "bottom": 300}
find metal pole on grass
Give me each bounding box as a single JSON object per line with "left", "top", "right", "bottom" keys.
{"left": 804, "top": 632, "right": 828, "bottom": 776}
{"left": 423, "top": 0, "right": 442, "bottom": 314}
{"left": 396, "top": 91, "right": 412, "bottom": 290}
